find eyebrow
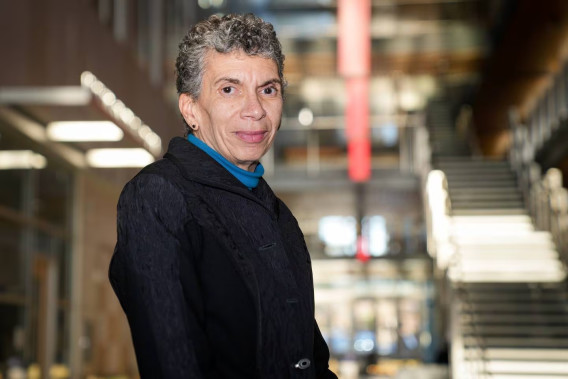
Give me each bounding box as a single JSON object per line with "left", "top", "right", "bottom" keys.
{"left": 214, "top": 77, "right": 282, "bottom": 88}
{"left": 260, "top": 79, "right": 282, "bottom": 88}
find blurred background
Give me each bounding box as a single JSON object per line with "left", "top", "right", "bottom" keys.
{"left": 1, "top": 0, "right": 568, "bottom": 378}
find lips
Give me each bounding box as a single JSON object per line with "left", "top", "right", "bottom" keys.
{"left": 235, "top": 131, "right": 267, "bottom": 143}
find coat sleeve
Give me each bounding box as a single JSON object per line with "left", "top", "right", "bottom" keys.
{"left": 109, "top": 174, "right": 206, "bottom": 378}
{"left": 313, "top": 319, "right": 338, "bottom": 379}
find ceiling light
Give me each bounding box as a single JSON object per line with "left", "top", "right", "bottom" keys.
{"left": 0, "top": 150, "right": 47, "bottom": 169}
{"left": 47, "top": 121, "right": 124, "bottom": 142}
{"left": 101, "top": 90, "right": 116, "bottom": 106}
{"left": 298, "top": 107, "right": 314, "bottom": 126}
{"left": 138, "top": 125, "right": 151, "bottom": 139}
{"left": 86, "top": 148, "right": 154, "bottom": 168}
{"left": 398, "top": 90, "right": 423, "bottom": 111}
{"left": 80, "top": 71, "right": 162, "bottom": 156}
{"left": 144, "top": 132, "right": 162, "bottom": 148}
{"left": 198, "top": 0, "right": 211, "bottom": 9}
{"left": 80, "top": 71, "right": 96, "bottom": 87}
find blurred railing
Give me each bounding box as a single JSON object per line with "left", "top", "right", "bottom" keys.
{"left": 425, "top": 170, "right": 485, "bottom": 379}
{"left": 414, "top": 123, "right": 432, "bottom": 182}
{"left": 510, "top": 109, "right": 568, "bottom": 266}
{"left": 524, "top": 62, "right": 568, "bottom": 155}
{"left": 456, "top": 104, "right": 481, "bottom": 157}
{"left": 425, "top": 170, "right": 452, "bottom": 270}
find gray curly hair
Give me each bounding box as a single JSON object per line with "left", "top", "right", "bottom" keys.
{"left": 175, "top": 13, "right": 286, "bottom": 134}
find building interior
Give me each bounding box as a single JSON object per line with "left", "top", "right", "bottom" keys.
{"left": 1, "top": 0, "right": 568, "bottom": 378}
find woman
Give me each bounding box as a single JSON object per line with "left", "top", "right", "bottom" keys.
{"left": 109, "top": 13, "right": 337, "bottom": 379}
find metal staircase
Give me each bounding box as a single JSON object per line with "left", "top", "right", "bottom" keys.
{"left": 425, "top": 101, "right": 568, "bottom": 378}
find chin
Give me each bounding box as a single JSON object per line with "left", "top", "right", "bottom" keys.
{"left": 239, "top": 148, "right": 267, "bottom": 161}
{"left": 240, "top": 156, "right": 263, "bottom": 165}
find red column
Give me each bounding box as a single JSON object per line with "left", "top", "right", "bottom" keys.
{"left": 338, "top": 0, "right": 371, "bottom": 182}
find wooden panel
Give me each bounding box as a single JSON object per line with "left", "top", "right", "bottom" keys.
{"left": 473, "top": 0, "right": 568, "bottom": 156}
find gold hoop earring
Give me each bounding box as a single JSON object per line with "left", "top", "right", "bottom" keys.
{"left": 190, "top": 124, "right": 199, "bottom": 131}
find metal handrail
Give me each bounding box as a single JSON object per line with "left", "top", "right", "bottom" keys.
{"left": 509, "top": 107, "right": 568, "bottom": 271}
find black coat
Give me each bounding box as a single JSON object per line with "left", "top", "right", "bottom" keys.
{"left": 109, "top": 137, "right": 337, "bottom": 379}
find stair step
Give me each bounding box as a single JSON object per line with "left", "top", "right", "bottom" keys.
{"left": 449, "top": 192, "right": 523, "bottom": 201}
{"left": 433, "top": 153, "right": 471, "bottom": 159}
{"left": 429, "top": 133, "right": 461, "bottom": 139}
{"left": 439, "top": 162, "right": 512, "bottom": 170}
{"left": 438, "top": 166, "right": 512, "bottom": 173}
{"left": 471, "top": 360, "right": 568, "bottom": 376}
{"left": 451, "top": 222, "right": 534, "bottom": 233}
{"left": 452, "top": 215, "right": 533, "bottom": 223}
{"left": 473, "top": 348, "right": 568, "bottom": 361}
{"left": 456, "top": 245, "right": 557, "bottom": 254}
{"left": 461, "top": 325, "right": 568, "bottom": 336}
{"left": 430, "top": 133, "right": 462, "bottom": 138}
{"left": 456, "top": 283, "right": 568, "bottom": 291}
{"left": 454, "top": 247, "right": 556, "bottom": 255}
{"left": 446, "top": 172, "right": 516, "bottom": 179}
{"left": 461, "top": 290, "right": 566, "bottom": 302}
{"left": 434, "top": 151, "right": 471, "bottom": 157}
{"left": 432, "top": 147, "right": 470, "bottom": 154}
{"left": 435, "top": 157, "right": 508, "bottom": 164}
{"left": 454, "top": 231, "right": 553, "bottom": 243}
{"left": 451, "top": 200, "right": 525, "bottom": 209}
{"left": 443, "top": 171, "right": 516, "bottom": 180}
{"left": 460, "top": 314, "right": 568, "bottom": 324}
{"left": 450, "top": 265, "right": 564, "bottom": 277}
{"left": 463, "top": 336, "right": 568, "bottom": 348}
{"left": 457, "top": 251, "right": 560, "bottom": 260}
{"left": 444, "top": 170, "right": 516, "bottom": 178}
{"left": 429, "top": 129, "right": 455, "bottom": 134}
{"left": 448, "top": 181, "right": 517, "bottom": 189}
{"left": 448, "top": 187, "right": 522, "bottom": 195}
{"left": 454, "top": 241, "right": 555, "bottom": 250}
{"left": 450, "top": 227, "right": 549, "bottom": 238}
{"left": 451, "top": 208, "right": 528, "bottom": 216}
{"left": 448, "top": 270, "right": 566, "bottom": 283}
{"left": 472, "top": 374, "right": 568, "bottom": 379}
{"left": 431, "top": 137, "right": 465, "bottom": 142}
{"left": 460, "top": 302, "right": 568, "bottom": 313}
{"left": 452, "top": 261, "right": 563, "bottom": 273}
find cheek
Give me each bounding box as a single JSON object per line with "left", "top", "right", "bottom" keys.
{"left": 194, "top": 105, "right": 211, "bottom": 127}
{"left": 267, "top": 102, "right": 283, "bottom": 123}
{"left": 215, "top": 102, "right": 240, "bottom": 122}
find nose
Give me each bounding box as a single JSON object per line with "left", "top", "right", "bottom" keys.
{"left": 240, "top": 92, "right": 266, "bottom": 121}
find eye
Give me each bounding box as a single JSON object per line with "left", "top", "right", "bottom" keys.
{"left": 262, "top": 86, "right": 278, "bottom": 96}
{"left": 221, "top": 86, "right": 235, "bottom": 94}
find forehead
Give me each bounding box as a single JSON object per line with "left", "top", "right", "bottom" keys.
{"left": 202, "top": 49, "right": 279, "bottom": 82}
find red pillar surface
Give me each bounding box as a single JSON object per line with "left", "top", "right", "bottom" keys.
{"left": 338, "top": 0, "right": 371, "bottom": 182}
{"left": 346, "top": 78, "right": 371, "bottom": 181}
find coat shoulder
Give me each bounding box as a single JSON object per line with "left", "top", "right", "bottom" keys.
{"left": 118, "top": 158, "right": 197, "bottom": 231}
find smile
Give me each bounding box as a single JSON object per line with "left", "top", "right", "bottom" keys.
{"left": 235, "top": 131, "right": 267, "bottom": 143}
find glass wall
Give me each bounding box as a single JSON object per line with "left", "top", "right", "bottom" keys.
{"left": 0, "top": 125, "right": 73, "bottom": 377}
{"left": 313, "top": 269, "right": 434, "bottom": 379}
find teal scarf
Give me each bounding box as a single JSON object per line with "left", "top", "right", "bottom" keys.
{"left": 188, "top": 134, "right": 264, "bottom": 189}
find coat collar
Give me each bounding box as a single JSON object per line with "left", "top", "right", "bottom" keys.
{"left": 164, "top": 137, "right": 280, "bottom": 218}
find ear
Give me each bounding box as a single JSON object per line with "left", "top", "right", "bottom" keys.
{"left": 178, "top": 93, "right": 199, "bottom": 126}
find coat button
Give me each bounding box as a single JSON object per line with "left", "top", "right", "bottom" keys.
{"left": 294, "top": 358, "right": 311, "bottom": 370}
